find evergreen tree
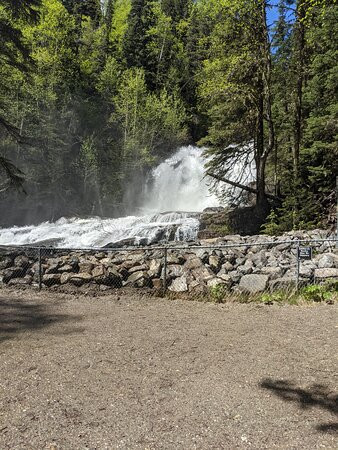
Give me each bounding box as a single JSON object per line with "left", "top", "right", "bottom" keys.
{"left": 198, "top": 0, "right": 275, "bottom": 210}
{"left": 0, "top": 0, "right": 42, "bottom": 190}
{"left": 122, "top": 0, "right": 156, "bottom": 87}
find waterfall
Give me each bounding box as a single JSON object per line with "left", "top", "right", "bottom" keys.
{"left": 140, "top": 146, "right": 219, "bottom": 213}
{"left": 0, "top": 146, "right": 226, "bottom": 248}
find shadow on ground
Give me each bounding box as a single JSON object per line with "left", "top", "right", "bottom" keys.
{"left": 260, "top": 378, "right": 338, "bottom": 434}
{"left": 0, "top": 296, "right": 84, "bottom": 342}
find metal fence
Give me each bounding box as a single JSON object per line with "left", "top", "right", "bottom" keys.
{"left": 0, "top": 238, "right": 337, "bottom": 301}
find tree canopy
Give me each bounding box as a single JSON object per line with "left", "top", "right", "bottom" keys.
{"left": 0, "top": 0, "right": 336, "bottom": 231}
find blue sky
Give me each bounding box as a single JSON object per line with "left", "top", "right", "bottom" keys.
{"left": 267, "top": 0, "right": 280, "bottom": 26}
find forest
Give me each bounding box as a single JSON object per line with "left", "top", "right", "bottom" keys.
{"left": 0, "top": 0, "right": 337, "bottom": 232}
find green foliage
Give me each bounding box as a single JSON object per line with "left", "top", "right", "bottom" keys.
{"left": 112, "top": 67, "right": 187, "bottom": 171}
{"left": 0, "top": 0, "right": 337, "bottom": 229}
{"left": 261, "top": 210, "right": 282, "bottom": 235}
{"left": 301, "top": 281, "right": 337, "bottom": 302}
{"left": 260, "top": 291, "right": 290, "bottom": 304}
{"left": 209, "top": 283, "right": 228, "bottom": 303}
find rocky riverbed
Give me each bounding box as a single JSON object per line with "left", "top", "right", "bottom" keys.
{"left": 0, "top": 229, "right": 337, "bottom": 294}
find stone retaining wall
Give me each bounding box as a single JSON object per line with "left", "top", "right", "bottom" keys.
{"left": 0, "top": 230, "right": 337, "bottom": 294}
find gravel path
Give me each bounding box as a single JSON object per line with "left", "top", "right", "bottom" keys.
{"left": 0, "top": 288, "right": 337, "bottom": 449}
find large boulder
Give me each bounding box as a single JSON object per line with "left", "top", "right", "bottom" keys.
{"left": 168, "top": 276, "right": 188, "bottom": 292}
{"left": 239, "top": 274, "right": 269, "bottom": 294}
{"left": 269, "top": 277, "right": 296, "bottom": 291}
{"left": 43, "top": 273, "right": 61, "bottom": 286}
{"left": 8, "top": 275, "right": 33, "bottom": 286}
{"left": 314, "top": 268, "right": 338, "bottom": 279}
{"left": 191, "top": 265, "right": 214, "bottom": 282}
{"left": 14, "top": 255, "right": 30, "bottom": 268}
{"left": 167, "top": 264, "right": 185, "bottom": 279}
{"left": 58, "top": 264, "right": 74, "bottom": 273}
{"left": 125, "top": 271, "right": 151, "bottom": 288}
{"left": 184, "top": 256, "right": 203, "bottom": 270}
{"left": 167, "top": 253, "right": 185, "bottom": 265}
{"left": 0, "top": 256, "right": 13, "bottom": 270}
{"left": 45, "top": 264, "right": 60, "bottom": 274}
{"left": 207, "top": 277, "right": 228, "bottom": 288}
{"left": 78, "top": 262, "right": 94, "bottom": 273}
{"left": 317, "top": 254, "right": 338, "bottom": 269}
{"left": 238, "top": 260, "right": 254, "bottom": 275}
{"left": 129, "top": 264, "right": 148, "bottom": 274}
{"left": 2, "top": 267, "right": 25, "bottom": 283}
{"left": 69, "top": 272, "right": 93, "bottom": 287}
{"left": 92, "top": 265, "right": 122, "bottom": 287}
{"left": 209, "top": 255, "right": 221, "bottom": 273}
{"left": 148, "top": 259, "right": 162, "bottom": 278}
{"left": 259, "top": 266, "right": 283, "bottom": 279}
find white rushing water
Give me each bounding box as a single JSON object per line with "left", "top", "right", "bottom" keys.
{"left": 140, "top": 146, "right": 219, "bottom": 213}
{"left": 0, "top": 146, "right": 221, "bottom": 248}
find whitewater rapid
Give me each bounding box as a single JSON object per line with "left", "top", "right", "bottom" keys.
{"left": 0, "top": 146, "right": 220, "bottom": 248}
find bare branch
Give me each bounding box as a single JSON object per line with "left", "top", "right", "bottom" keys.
{"left": 207, "top": 172, "right": 280, "bottom": 201}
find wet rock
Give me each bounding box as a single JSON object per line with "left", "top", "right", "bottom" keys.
{"left": 103, "top": 238, "right": 136, "bottom": 248}
{"left": 239, "top": 274, "right": 269, "bottom": 294}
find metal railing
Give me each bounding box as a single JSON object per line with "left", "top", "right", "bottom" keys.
{"left": 0, "top": 238, "right": 337, "bottom": 299}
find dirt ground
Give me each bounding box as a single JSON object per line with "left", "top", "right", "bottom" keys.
{"left": 0, "top": 288, "right": 337, "bottom": 450}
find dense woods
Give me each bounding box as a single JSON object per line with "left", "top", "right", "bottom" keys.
{"left": 0, "top": 0, "right": 337, "bottom": 231}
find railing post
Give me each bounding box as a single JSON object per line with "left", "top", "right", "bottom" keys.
{"left": 296, "top": 241, "right": 300, "bottom": 292}
{"left": 38, "top": 248, "right": 42, "bottom": 290}
{"left": 163, "top": 247, "right": 168, "bottom": 293}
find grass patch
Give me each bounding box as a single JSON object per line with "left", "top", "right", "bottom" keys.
{"left": 166, "top": 279, "right": 338, "bottom": 305}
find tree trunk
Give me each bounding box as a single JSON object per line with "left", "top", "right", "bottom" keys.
{"left": 255, "top": 85, "right": 267, "bottom": 209}
{"left": 292, "top": 0, "right": 306, "bottom": 226}
{"left": 103, "top": 0, "right": 114, "bottom": 61}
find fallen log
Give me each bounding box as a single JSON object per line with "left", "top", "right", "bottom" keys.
{"left": 206, "top": 172, "right": 281, "bottom": 202}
